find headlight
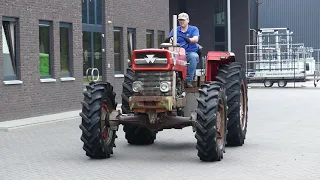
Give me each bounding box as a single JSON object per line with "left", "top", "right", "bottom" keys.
{"left": 160, "top": 81, "right": 171, "bottom": 92}
{"left": 132, "top": 81, "right": 143, "bottom": 92}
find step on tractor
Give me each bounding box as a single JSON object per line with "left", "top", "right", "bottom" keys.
{"left": 79, "top": 15, "right": 248, "bottom": 162}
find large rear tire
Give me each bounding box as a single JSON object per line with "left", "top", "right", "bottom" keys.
{"left": 79, "top": 82, "right": 117, "bottom": 159}
{"left": 218, "top": 62, "right": 248, "bottom": 146}
{"left": 121, "top": 68, "right": 157, "bottom": 145}
{"left": 195, "top": 81, "right": 228, "bottom": 162}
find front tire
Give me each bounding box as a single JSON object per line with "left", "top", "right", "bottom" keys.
{"left": 195, "top": 81, "right": 228, "bottom": 162}
{"left": 121, "top": 68, "right": 157, "bottom": 145}
{"left": 79, "top": 82, "right": 117, "bottom": 159}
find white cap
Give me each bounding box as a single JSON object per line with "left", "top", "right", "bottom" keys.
{"left": 178, "top": 12, "right": 189, "bottom": 20}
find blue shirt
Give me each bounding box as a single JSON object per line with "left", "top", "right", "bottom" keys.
{"left": 169, "top": 25, "right": 200, "bottom": 53}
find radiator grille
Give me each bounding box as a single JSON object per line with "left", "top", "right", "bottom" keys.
{"left": 134, "top": 71, "right": 173, "bottom": 96}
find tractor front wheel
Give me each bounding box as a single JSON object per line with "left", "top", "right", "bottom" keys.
{"left": 195, "top": 81, "right": 228, "bottom": 162}
{"left": 79, "top": 82, "right": 117, "bottom": 159}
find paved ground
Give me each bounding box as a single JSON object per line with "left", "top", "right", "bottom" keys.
{"left": 1, "top": 88, "right": 320, "bottom": 180}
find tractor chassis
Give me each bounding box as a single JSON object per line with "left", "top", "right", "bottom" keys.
{"left": 108, "top": 110, "right": 197, "bottom": 131}
{"left": 108, "top": 88, "right": 200, "bottom": 131}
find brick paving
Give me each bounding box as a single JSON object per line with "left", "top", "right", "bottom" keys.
{"left": 1, "top": 88, "right": 320, "bottom": 180}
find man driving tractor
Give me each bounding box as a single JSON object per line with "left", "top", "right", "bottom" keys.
{"left": 167, "top": 12, "right": 200, "bottom": 88}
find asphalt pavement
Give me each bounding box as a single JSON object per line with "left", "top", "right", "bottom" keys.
{"left": 1, "top": 88, "right": 320, "bottom": 180}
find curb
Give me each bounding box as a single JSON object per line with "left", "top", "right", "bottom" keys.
{"left": 0, "top": 110, "right": 81, "bottom": 132}
{"left": 0, "top": 104, "right": 123, "bottom": 132}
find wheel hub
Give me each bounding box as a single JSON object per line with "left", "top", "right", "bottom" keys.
{"left": 216, "top": 99, "right": 225, "bottom": 149}
{"left": 240, "top": 81, "right": 247, "bottom": 130}
{"left": 101, "top": 104, "right": 113, "bottom": 144}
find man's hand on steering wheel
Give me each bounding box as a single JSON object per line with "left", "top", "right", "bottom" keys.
{"left": 181, "top": 36, "right": 191, "bottom": 43}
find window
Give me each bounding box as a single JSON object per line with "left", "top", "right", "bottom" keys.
{"left": 146, "top": 30, "right": 154, "bottom": 48}
{"left": 306, "top": 63, "right": 310, "bottom": 71}
{"left": 215, "top": 12, "right": 225, "bottom": 25}
{"left": 215, "top": 26, "right": 226, "bottom": 42}
{"left": 214, "top": 0, "right": 227, "bottom": 50}
{"left": 2, "top": 17, "right": 19, "bottom": 81}
{"left": 82, "top": 0, "right": 102, "bottom": 25}
{"left": 214, "top": 0, "right": 225, "bottom": 25}
{"left": 215, "top": 44, "right": 226, "bottom": 51}
{"left": 179, "top": 0, "right": 187, "bottom": 13}
{"left": 157, "top": 31, "right": 165, "bottom": 48}
{"left": 114, "top": 27, "right": 123, "bottom": 73}
{"left": 60, "top": 23, "right": 72, "bottom": 77}
{"left": 39, "top": 20, "right": 53, "bottom": 78}
{"left": 127, "top": 28, "right": 136, "bottom": 62}
{"left": 82, "top": 0, "right": 88, "bottom": 23}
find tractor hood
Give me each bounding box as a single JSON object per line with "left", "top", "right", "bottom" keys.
{"left": 131, "top": 49, "right": 174, "bottom": 71}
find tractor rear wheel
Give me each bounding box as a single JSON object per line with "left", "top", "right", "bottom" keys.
{"left": 79, "top": 82, "right": 117, "bottom": 159}
{"left": 218, "top": 62, "right": 248, "bottom": 146}
{"left": 121, "top": 68, "right": 157, "bottom": 145}
{"left": 195, "top": 81, "right": 228, "bottom": 162}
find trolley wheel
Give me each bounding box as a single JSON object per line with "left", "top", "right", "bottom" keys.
{"left": 264, "top": 80, "right": 273, "bottom": 87}
{"left": 278, "top": 80, "right": 287, "bottom": 88}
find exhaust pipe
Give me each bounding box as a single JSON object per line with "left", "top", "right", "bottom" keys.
{"left": 173, "top": 15, "right": 177, "bottom": 46}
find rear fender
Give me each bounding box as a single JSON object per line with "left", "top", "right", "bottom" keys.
{"left": 205, "top": 51, "right": 235, "bottom": 82}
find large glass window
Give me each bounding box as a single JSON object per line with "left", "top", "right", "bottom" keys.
{"left": 82, "top": 31, "right": 102, "bottom": 84}
{"left": 114, "top": 27, "right": 123, "bottom": 73}
{"left": 60, "top": 23, "right": 72, "bottom": 77}
{"left": 146, "top": 30, "right": 154, "bottom": 48}
{"left": 157, "top": 30, "right": 165, "bottom": 48}
{"left": 82, "top": 0, "right": 103, "bottom": 84}
{"left": 93, "top": 32, "right": 102, "bottom": 78}
{"left": 214, "top": 0, "right": 227, "bottom": 51}
{"left": 82, "top": 0, "right": 102, "bottom": 25}
{"left": 215, "top": 45, "right": 226, "bottom": 51}
{"left": 214, "top": 0, "right": 225, "bottom": 25}
{"left": 215, "top": 12, "right": 225, "bottom": 25}
{"left": 215, "top": 26, "right": 226, "bottom": 42}
{"left": 96, "top": 0, "right": 102, "bottom": 25}
{"left": 127, "top": 28, "right": 136, "bottom": 62}
{"left": 39, "top": 20, "right": 52, "bottom": 78}
{"left": 82, "top": 0, "right": 88, "bottom": 23}
{"left": 83, "top": 31, "right": 91, "bottom": 83}
{"left": 2, "top": 17, "right": 19, "bottom": 81}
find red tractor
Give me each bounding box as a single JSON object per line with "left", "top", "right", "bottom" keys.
{"left": 79, "top": 15, "right": 248, "bottom": 162}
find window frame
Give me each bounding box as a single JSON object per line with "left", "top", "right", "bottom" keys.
{"left": 82, "top": 0, "right": 103, "bottom": 25}
{"left": 59, "top": 22, "right": 73, "bottom": 77}
{"left": 113, "top": 27, "right": 123, "bottom": 74}
{"left": 146, "top": 30, "right": 154, "bottom": 48}
{"left": 157, "top": 30, "right": 165, "bottom": 48}
{"left": 2, "top": 17, "right": 20, "bottom": 81}
{"left": 213, "top": 0, "right": 227, "bottom": 51}
{"left": 39, "top": 20, "right": 53, "bottom": 79}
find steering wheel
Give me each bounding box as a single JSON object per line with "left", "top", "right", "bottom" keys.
{"left": 164, "top": 35, "right": 190, "bottom": 49}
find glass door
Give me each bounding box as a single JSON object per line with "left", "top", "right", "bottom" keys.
{"left": 82, "top": 31, "right": 103, "bottom": 85}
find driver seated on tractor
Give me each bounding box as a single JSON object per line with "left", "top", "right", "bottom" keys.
{"left": 165, "top": 12, "right": 200, "bottom": 88}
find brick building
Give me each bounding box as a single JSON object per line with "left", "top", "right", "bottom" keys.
{"left": 0, "top": 0, "right": 253, "bottom": 121}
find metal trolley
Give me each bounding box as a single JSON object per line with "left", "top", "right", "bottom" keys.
{"left": 245, "top": 28, "right": 319, "bottom": 87}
